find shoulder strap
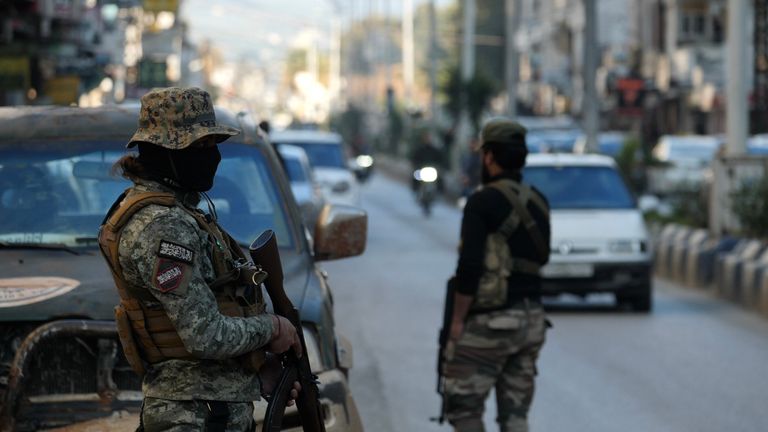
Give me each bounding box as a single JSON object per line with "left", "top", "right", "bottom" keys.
{"left": 488, "top": 180, "right": 549, "bottom": 261}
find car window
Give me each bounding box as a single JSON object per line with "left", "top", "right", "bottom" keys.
{"left": 210, "top": 144, "right": 294, "bottom": 248}
{"left": 282, "top": 157, "right": 308, "bottom": 182}
{"left": 524, "top": 165, "right": 635, "bottom": 210}
{"left": 0, "top": 141, "right": 293, "bottom": 248}
{"left": 281, "top": 142, "right": 345, "bottom": 169}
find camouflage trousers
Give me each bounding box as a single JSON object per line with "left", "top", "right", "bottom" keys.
{"left": 141, "top": 397, "right": 254, "bottom": 432}
{"left": 444, "top": 303, "right": 548, "bottom": 432}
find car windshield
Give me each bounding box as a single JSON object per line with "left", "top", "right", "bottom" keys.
{"left": 524, "top": 165, "right": 636, "bottom": 210}
{"left": 666, "top": 141, "right": 718, "bottom": 161}
{"left": 0, "top": 141, "right": 293, "bottom": 248}
{"left": 282, "top": 157, "right": 308, "bottom": 182}
{"left": 281, "top": 142, "right": 346, "bottom": 169}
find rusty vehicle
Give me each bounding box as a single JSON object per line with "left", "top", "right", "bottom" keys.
{"left": 0, "top": 105, "right": 366, "bottom": 431}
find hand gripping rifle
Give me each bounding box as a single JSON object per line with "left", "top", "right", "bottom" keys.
{"left": 249, "top": 230, "right": 326, "bottom": 432}
{"left": 432, "top": 276, "right": 456, "bottom": 424}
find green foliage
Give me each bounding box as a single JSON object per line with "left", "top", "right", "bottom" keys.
{"left": 439, "top": 65, "right": 496, "bottom": 134}
{"left": 731, "top": 176, "right": 768, "bottom": 238}
{"left": 615, "top": 135, "right": 645, "bottom": 192}
{"left": 330, "top": 104, "right": 366, "bottom": 148}
{"left": 644, "top": 191, "right": 709, "bottom": 229}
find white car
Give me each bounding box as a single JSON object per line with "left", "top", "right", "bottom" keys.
{"left": 272, "top": 130, "right": 361, "bottom": 206}
{"left": 524, "top": 153, "right": 653, "bottom": 311}
{"left": 648, "top": 135, "right": 721, "bottom": 194}
{"left": 277, "top": 144, "right": 325, "bottom": 225}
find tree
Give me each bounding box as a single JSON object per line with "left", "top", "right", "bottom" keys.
{"left": 439, "top": 65, "right": 496, "bottom": 134}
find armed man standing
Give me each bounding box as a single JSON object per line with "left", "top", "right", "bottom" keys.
{"left": 438, "top": 118, "right": 551, "bottom": 432}
{"left": 98, "top": 87, "right": 300, "bottom": 431}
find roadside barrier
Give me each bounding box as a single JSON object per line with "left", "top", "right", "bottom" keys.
{"left": 739, "top": 248, "right": 768, "bottom": 308}
{"left": 686, "top": 237, "right": 739, "bottom": 287}
{"left": 654, "top": 225, "right": 689, "bottom": 278}
{"left": 653, "top": 223, "right": 768, "bottom": 319}
{"left": 670, "top": 229, "right": 709, "bottom": 283}
{"left": 714, "top": 240, "right": 764, "bottom": 299}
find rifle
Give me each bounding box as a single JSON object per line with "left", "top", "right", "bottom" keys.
{"left": 249, "top": 230, "right": 326, "bottom": 432}
{"left": 432, "top": 276, "right": 457, "bottom": 424}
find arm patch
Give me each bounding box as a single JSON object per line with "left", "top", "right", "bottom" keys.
{"left": 157, "top": 240, "right": 194, "bottom": 264}
{"left": 154, "top": 258, "right": 187, "bottom": 293}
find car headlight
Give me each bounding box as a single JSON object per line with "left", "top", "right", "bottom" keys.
{"left": 608, "top": 240, "right": 647, "bottom": 254}
{"left": 302, "top": 325, "right": 324, "bottom": 373}
{"left": 331, "top": 180, "right": 350, "bottom": 193}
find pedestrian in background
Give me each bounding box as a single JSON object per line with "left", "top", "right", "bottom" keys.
{"left": 442, "top": 118, "right": 552, "bottom": 432}
{"left": 99, "top": 87, "right": 300, "bottom": 431}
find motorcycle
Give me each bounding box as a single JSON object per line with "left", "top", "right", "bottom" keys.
{"left": 413, "top": 166, "right": 439, "bottom": 216}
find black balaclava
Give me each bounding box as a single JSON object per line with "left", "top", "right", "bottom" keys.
{"left": 138, "top": 142, "right": 221, "bottom": 192}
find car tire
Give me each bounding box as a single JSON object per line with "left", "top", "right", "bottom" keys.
{"left": 617, "top": 284, "right": 652, "bottom": 313}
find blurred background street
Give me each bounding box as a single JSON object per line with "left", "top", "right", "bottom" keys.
{"left": 3, "top": 0, "right": 768, "bottom": 431}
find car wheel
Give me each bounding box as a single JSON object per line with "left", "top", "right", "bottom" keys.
{"left": 618, "top": 285, "right": 652, "bottom": 313}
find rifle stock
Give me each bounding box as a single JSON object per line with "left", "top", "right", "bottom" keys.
{"left": 250, "top": 230, "right": 326, "bottom": 432}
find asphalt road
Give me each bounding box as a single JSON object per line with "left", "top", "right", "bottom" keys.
{"left": 321, "top": 173, "right": 768, "bottom": 432}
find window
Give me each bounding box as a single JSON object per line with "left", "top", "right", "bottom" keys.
{"left": 523, "top": 165, "right": 636, "bottom": 210}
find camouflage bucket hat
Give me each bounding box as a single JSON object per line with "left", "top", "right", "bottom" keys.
{"left": 127, "top": 87, "right": 239, "bottom": 149}
{"left": 479, "top": 118, "right": 527, "bottom": 150}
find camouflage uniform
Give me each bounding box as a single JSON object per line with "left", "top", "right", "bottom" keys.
{"left": 444, "top": 305, "right": 547, "bottom": 432}
{"left": 104, "top": 88, "right": 273, "bottom": 431}
{"left": 444, "top": 118, "right": 551, "bottom": 432}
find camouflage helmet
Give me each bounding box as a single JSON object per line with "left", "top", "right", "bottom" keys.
{"left": 479, "top": 117, "right": 527, "bottom": 150}
{"left": 127, "top": 87, "right": 239, "bottom": 150}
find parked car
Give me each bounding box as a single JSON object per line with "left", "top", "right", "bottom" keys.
{"left": 526, "top": 129, "right": 582, "bottom": 153}
{"left": 648, "top": 135, "right": 721, "bottom": 194}
{"left": 271, "top": 130, "right": 361, "bottom": 206}
{"left": 573, "top": 131, "right": 628, "bottom": 157}
{"left": 0, "top": 105, "right": 366, "bottom": 431}
{"left": 524, "top": 153, "right": 653, "bottom": 311}
{"left": 277, "top": 144, "right": 325, "bottom": 226}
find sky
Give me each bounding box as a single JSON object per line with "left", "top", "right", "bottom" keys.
{"left": 180, "top": 0, "right": 451, "bottom": 62}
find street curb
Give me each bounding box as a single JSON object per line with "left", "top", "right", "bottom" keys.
{"left": 653, "top": 224, "right": 768, "bottom": 318}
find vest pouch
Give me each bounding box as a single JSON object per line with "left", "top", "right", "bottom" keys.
{"left": 475, "top": 232, "right": 511, "bottom": 310}
{"left": 114, "top": 304, "right": 146, "bottom": 376}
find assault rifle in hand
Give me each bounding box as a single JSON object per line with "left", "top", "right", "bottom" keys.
{"left": 432, "top": 276, "right": 457, "bottom": 424}
{"left": 249, "top": 230, "right": 326, "bottom": 432}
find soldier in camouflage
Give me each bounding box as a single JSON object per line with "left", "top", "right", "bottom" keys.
{"left": 443, "top": 118, "right": 552, "bottom": 432}
{"left": 100, "top": 87, "right": 300, "bottom": 431}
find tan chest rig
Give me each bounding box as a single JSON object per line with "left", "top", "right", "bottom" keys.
{"left": 98, "top": 191, "right": 267, "bottom": 375}
{"left": 473, "top": 179, "right": 550, "bottom": 311}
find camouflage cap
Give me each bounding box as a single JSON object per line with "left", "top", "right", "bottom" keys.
{"left": 479, "top": 117, "right": 527, "bottom": 149}
{"left": 127, "top": 87, "right": 239, "bottom": 150}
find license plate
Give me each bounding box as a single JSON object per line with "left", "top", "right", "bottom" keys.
{"left": 542, "top": 263, "right": 594, "bottom": 278}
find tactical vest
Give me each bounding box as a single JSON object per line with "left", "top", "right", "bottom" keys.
{"left": 98, "top": 190, "right": 267, "bottom": 375}
{"left": 473, "top": 179, "right": 550, "bottom": 311}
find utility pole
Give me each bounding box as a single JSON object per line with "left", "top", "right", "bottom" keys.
{"left": 403, "top": 0, "right": 415, "bottom": 103}
{"left": 726, "top": 0, "right": 749, "bottom": 155}
{"left": 582, "top": 0, "right": 599, "bottom": 153}
{"left": 505, "top": 0, "right": 522, "bottom": 117}
{"left": 330, "top": 13, "right": 342, "bottom": 108}
{"left": 453, "top": 0, "right": 476, "bottom": 173}
{"left": 428, "top": 0, "right": 439, "bottom": 129}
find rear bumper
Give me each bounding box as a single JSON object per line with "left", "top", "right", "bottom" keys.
{"left": 541, "top": 262, "right": 652, "bottom": 295}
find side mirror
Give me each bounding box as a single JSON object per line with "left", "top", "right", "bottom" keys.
{"left": 313, "top": 204, "right": 367, "bottom": 261}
